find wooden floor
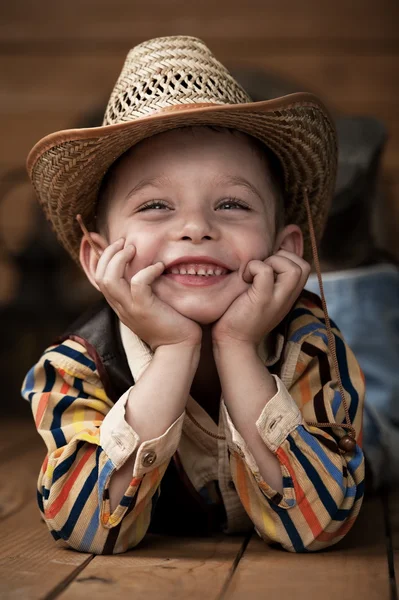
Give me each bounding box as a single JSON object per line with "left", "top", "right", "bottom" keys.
{"left": 1, "top": 2, "right": 399, "bottom": 597}
{"left": 0, "top": 418, "right": 397, "bottom": 600}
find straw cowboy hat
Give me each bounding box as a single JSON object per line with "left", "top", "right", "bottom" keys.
{"left": 26, "top": 35, "right": 337, "bottom": 264}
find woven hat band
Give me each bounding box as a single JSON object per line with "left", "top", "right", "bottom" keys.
{"left": 103, "top": 36, "right": 251, "bottom": 125}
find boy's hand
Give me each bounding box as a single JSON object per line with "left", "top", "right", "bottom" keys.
{"left": 94, "top": 239, "right": 202, "bottom": 351}
{"left": 212, "top": 249, "right": 311, "bottom": 347}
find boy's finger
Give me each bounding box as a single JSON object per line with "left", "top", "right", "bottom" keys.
{"left": 243, "top": 260, "right": 275, "bottom": 292}
{"left": 103, "top": 244, "right": 136, "bottom": 283}
{"left": 242, "top": 259, "right": 268, "bottom": 283}
{"left": 95, "top": 238, "right": 124, "bottom": 280}
{"left": 272, "top": 249, "right": 310, "bottom": 273}
{"left": 131, "top": 262, "right": 165, "bottom": 287}
{"left": 266, "top": 254, "right": 310, "bottom": 301}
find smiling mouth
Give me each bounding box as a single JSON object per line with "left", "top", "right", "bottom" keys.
{"left": 164, "top": 263, "right": 231, "bottom": 277}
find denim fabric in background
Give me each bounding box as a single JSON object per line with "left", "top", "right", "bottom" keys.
{"left": 306, "top": 264, "right": 399, "bottom": 489}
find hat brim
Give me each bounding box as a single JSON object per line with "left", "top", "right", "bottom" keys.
{"left": 27, "top": 92, "right": 337, "bottom": 264}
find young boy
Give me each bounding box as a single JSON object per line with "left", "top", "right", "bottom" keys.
{"left": 22, "top": 36, "right": 365, "bottom": 555}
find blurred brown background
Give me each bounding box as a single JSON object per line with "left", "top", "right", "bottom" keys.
{"left": 1, "top": 0, "right": 398, "bottom": 416}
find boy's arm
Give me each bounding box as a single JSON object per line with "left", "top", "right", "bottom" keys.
{"left": 215, "top": 327, "right": 365, "bottom": 553}
{"left": 106, "top": 342, "right": 200, "bottom": 512}
{"left": 21, "top": 338, "right": 199, "bottom": 555}
{"left": 213, "top": 342, "right": 284, "bottom": 492}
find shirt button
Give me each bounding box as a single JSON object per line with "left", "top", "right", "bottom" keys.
{"left": 142, "top": 450, "right": 157, "bottom": 467}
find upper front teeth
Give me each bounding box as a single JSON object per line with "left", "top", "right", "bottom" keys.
{"left": 169, "top": 264, "right": 226, "bottom": 276}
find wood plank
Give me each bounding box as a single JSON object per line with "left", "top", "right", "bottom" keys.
{"left": 56, "top": 533, "right": 248, "bottom": 600}
{"left": 0, "top": 436, "right": 46, "bottom": 522}
{"left": 0, "top": 434, "right": 92, "bottom": 600}
{"left": 0, "top": 418, "right": 38, "bottom": 461}
{"left": 224, "top": 496, "right": 391, "bottom": 599}
{"left": 388, "top": 488, "right": 399, "bottom": 597}
{"left": 1, "top": 53, "right": 399, "bottom": 171}
{"left": 1, "top": 53, "right": 398, "bottom": 113}
{"left": 0, "top": 419, "right": 246, "bottom": 599}
{"left": 0, "top": 0, "right": 397, "bottom": 45}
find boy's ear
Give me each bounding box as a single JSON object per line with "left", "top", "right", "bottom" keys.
{"left": 274, "top": 224, "right": 304, "bottom": 258}
{"left": 79, "top": 232, "right": 108, "bottom": 291}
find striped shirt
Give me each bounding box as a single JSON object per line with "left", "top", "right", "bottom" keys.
{"left": 21, "top": 292, "right": 365, "bottom": 554}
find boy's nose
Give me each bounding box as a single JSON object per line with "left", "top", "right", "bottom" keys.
{"left": 177, "top": 214, "right": 218, "bottom": 243}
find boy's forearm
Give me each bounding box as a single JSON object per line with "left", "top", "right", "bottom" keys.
{"left": 124, "top": 343, "right": 201, "bottom": 438}
{"left": 109, "top": 342, "right": 201, "bottom": 511}
{"left": 213, "top": 341, "right": 284, "bottom": 493}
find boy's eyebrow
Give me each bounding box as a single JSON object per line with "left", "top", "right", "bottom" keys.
{"left": 215, "top": 175, "right": 265, "bottom": 203}
{"left": 124, "top": 174, "right": 265, "bottom": 202}
{"left": 125, "top": 175, "right": 172, "bottom": 200}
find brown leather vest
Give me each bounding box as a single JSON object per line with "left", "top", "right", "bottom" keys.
{"left": 59, "top": 299, "right": 226, "bottom": 535}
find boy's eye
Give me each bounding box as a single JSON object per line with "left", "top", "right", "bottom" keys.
{"left": 138, "top": 200, "right": 171, "bottom": 211}
{"left": 216, "top": 198, "right": 250, "bottom": 210}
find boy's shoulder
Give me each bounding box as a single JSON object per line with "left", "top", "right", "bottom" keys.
{"left": 283, "top": 289, "right": 336, "bottom": 348}
{"left": 39, "top": 336, "right": 100, "bottom": 380}
{"left": 32, "top": 300, "right": 113, "bottom": 382}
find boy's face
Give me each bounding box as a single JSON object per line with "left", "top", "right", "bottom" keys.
{"left": 100, "top": 127, "right": 280, "bottom": 325}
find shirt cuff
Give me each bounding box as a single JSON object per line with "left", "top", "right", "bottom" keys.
{"left": 100, "top": 386, "right": 185, "bottom": 476}
{"left": 222, "top": 375, "right": 303, "bottom": 458}
{"left": 255, "top": 375, "right": 303, "bottom": 452}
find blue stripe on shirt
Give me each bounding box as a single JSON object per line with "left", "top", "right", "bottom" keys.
{"left": 269, "top": 501, "right": 308, "bottom": 552}
{"left": 289, "top": 307, "right": 340, "bottom": 333}
{"left": 80, "top": 505, "right": 100, "bottom": 551}
{"left": 60, "top": 461, "right": 98, "bottom": 539}
{"left": 288, "top": 436, "right": 338, "bottom": 518}
{"left": 347, "top": 445, "right": 364, "bottom": 473}
{"left": 296, "top": 426, "right": 345, "bottom": 493}
{"left": 52, "top": 440, "right": 86, "bottom": 484}
{"left": 98, "top": 456, "right": 115, "bottom": 506}
{"left": 45, "top": 344, "right": 96, "bottom": 372}
{"left": 43, "top": 360, "right": 56, "bottom": 392}
{"left": 22, "top": 366, "right": 36, "bottom": 403}
{"left": 290, "top": 322, "right": 328, "bottom": 344}
{"left": 334, "top": 333, "right": 359, "bottom": 425}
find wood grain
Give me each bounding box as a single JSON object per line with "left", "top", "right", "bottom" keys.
{"left": 0, "top": 430, "right": 93, "bottom": 600}
{"left": 224, "top": 497, "right": 391, "bottom": 600}
{"left": 388, "top": 489, "right": 399, "bottom": 596}
{"left": 0, "top": 0, "right": 397, "bottom": 45}
{"left": 1, "top": 53, "right": 398, "bottom": 172}
{"left": 0, "top": 418, "right": 38, "bottom": 460}
{"left": 1, "top": 53, "right": 398, "bottom": 114}
{"left": 56, "top": 533, "right": 248, "bottom": 600}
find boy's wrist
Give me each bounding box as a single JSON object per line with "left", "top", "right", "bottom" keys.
{"left": 154, "top": 341, "right": 201, "bottom": 384}
{"left": 212, "top": 338, "right": 258, "bottom": 361}
{"left": 155, "top": 340, "right": 202, "bottom": 360}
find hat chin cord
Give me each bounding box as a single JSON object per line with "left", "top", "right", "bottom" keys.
{"left": 303, "top": 188, "right": 357, "bottom": 453}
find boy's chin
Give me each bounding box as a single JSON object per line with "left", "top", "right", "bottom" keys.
{"left": 174, "top": 305, "right": 226, "bottom": 326}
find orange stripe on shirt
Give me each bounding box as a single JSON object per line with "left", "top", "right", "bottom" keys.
{"left": 35, "top": 392, "right": 50, "bottom": 429}
{"left": 298, "top": 371, "right": 312, "bottom": 408}
{"left": 60, "top": 381, "right": 70, "bottom": 394}
{"left": 278, "top": 447, "right": 323, "bottom": 538}
{"left": 234, "top": 454, "right": 251, "bottom": 514}
{"left": 42, "top": 453, "right": 49, "bottom": 474}
{"left": 45, "top": 445, "right": 96, "bottom": 519}
{"left": 316, "top": 516, "right": 356, "bottom": 542}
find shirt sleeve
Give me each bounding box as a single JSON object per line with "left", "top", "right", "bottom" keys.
{"left": 221, "top": 324, "right": 365, "bottom": 553}
{"left": 21, "top": 339, "right": 183, "bottom": 555}
{"left": 100, "top": 387, "right": 184, "bottom": 478}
